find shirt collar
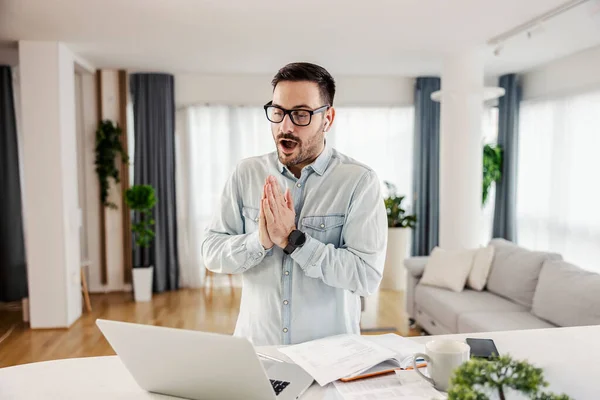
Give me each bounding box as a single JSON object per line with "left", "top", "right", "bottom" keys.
{"left": 276, "top": 141, "right": 332, "bottom": 177}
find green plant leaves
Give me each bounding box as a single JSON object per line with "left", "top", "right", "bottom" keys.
{"left": 125, "top": 184, "right": 157, "bottom": 212}
{"left": 383, "top": 182, "right": 417, "bottom": 228}
{"left": 125, "top": 185, "right": 157, "bottom": 251}
{"left": 483, "top": 144, "right": 503, "bottom": 206}
{"left": 95, "top": 120, "right": 129, "bottom": 208}
{"left": 448, "top": 355, "right": 571, "bottom": 400}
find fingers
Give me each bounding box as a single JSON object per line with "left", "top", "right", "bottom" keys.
{"left": 262, "top": 198, "right": 275, "bottom": 224}
{"left": 269, "top": 176, "right": 283, "bottom": 198}
{"left": 285, "top": 188, "right": 294, "bottom": 211}
{"left": 266, "top": 182, "right": 280, "bottom": 217}
{"left": 268, "top": 176, "right": 287, "bottom": 209}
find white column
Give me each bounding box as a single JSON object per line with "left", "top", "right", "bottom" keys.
{"left": 19, "top": 41, "right": 82, "bottom": 327}
{"left": 439, "top": 50, "right": 484, "bottom": 250}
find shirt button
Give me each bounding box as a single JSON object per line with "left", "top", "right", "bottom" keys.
{"left": 296, "top": 183, "right": 302, "bottom": 188}
{"left": 283, "top": 328, "right": 288, "bottom": 333}
{"left": 255, "top": 218, "right": 258, "bottom": 222}
{"left": 284, "top": 271, "right": 289, "bottom": 276}
{"left": 320, "top": 223, "right": 325, "bottom": 228}
{"left": 283, "top": 300, "right": 289, "bottom": 305}
{"left": 258, "top": 252, "right": 263, "bottom": 257}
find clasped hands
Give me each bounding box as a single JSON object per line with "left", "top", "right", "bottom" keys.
{"left": 259, "top": 175, "right": 296, "bottom": 250}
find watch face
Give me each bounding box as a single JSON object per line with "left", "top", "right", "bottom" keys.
{"left": 289, "top": 230, "right": 306, "bottom": 246}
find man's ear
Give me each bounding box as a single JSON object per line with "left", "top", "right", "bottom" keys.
{"left": 324, "top": 107, "right": 335, "bottom": 132}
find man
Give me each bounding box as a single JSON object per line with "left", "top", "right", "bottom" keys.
{"left": 201, "top": 62, "right": 387, "bottom": 346}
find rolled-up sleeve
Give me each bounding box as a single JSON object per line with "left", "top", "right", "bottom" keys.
{"left": 290, "top": 170, "right": 387, "bottom": 296}
{"left": 201, "top": 167, "right": 271, "bottom": 274}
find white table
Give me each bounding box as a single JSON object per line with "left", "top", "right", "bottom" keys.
{"left": 1, "top": 326, "right": 599, "bottom": 399}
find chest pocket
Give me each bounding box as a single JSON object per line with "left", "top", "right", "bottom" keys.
{"left": 242, "top": 206, "right": 259, "bottom": 233}
{"left": 301, "top": 214, "right": 345, "bottom": 248}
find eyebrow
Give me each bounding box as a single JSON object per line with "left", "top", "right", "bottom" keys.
{"left": 272, "top": 103, "right": 313, "bottom": 110}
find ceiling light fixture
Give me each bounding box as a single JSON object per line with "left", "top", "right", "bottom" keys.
{"left": 487, "top": 0, "right": 590, "bottom": 47}
{"left": 430, "top": 87, "right": 506, "bottom": 103}
{"left": 493, "top": 44, "right": 503, "bottom": 56}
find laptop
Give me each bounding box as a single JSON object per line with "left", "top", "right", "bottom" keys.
{"left": 96, "top": 319, "right": 314, "bottom": 400}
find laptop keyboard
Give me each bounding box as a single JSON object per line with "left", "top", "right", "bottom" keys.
{"left": 270, "top": 379, "right": 291, "bottom": 396}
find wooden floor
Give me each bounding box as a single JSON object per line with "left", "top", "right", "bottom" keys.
{"left": 0, "top": 288, "right": 418, "bottom": 369}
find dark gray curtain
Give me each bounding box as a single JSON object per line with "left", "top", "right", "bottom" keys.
{"left": 0, "top": 66, "right": 28, "bottom": 302}
{"left": 493, "top": 74, "right": 521, "bottom": 241}
{"left": 130, "top": 73, "right": 179, "bottom": 292}
{"left": 411, "top": 77, "right": 441, "bottom": 256}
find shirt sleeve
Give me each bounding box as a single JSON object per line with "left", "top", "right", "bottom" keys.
{"left": 201, "top": 166, "right": 272, "bottom": 274}
{"left": 290, "top": 170, "right": 388, "bottom": 296}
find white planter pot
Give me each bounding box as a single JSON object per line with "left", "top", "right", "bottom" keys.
{"left": 133, "top": 266, "right": 153, "bottom": 302}
{"left": 381, "top": 228, "right": 411, "bottom": 291}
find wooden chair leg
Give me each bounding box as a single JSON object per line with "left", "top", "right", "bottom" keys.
{"left": 228, "top": 274, "right": 234, "bottom": 297}
{"left": 206, "top": 269, "right": 213, "bottom": 302}
{"left": 81, "top": 267, "right": 92, "bottom": 312}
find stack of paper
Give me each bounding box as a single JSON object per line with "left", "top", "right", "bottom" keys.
{"left": 277, "top": 333, "right": 425, "bottom": 386}
{"left": 333, "top": 373, "right": 446, "bottom": 400}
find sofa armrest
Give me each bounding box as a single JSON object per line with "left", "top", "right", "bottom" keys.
{"left": 404, "top": 257, "right": 428, "bottom": 319}
{"left": 404, "top": 257, "right": 429, "bottom": 279}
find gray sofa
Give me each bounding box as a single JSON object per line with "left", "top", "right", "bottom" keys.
{"left": 405, "top": 238, "right": 600, "bottom": 335}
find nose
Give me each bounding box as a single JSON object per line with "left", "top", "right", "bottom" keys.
{"left": 280, "top": 113, "right": 295, "bottom": 133}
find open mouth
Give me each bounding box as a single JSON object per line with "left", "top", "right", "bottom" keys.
{"left": 279, "top": 139, "right": 299, "bottom": 154}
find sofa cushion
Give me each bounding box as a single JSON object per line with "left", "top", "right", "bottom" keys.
{"left": 467, "top": 245, "right": 495, "bottom": 291}
{"left": 420, "top": 247, "right": 476, "bottom": 292}
{"left": 532, "top": 260, "right": 600, "bottom": 327}
{"left": 487, "top": 239, "right": 562, "bottom": 308}
{"left": 458, "top": 311, "right": 556, "bottom": 334}
{"left": 415, "top": 284, "right": 526, "bottom": 332}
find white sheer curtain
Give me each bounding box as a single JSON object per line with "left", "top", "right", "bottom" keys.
{"left": 517, "top": 90, "right": 600, "bottom": 272}
{"left": 329, "top": 107, "right": 414, "bottom": 204}
{"left": 176, "top": 105, "right": 415, "bottom": 287}
{"left": 176, "top": 106, "right": 271, "bottom": 287}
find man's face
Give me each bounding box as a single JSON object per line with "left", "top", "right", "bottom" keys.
{"left": 270, "top": 81, "right": 333, "bottom": 168}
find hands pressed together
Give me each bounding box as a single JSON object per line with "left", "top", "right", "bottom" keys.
{"left": 258, "top": 176, "right": 296, "bottom": 250}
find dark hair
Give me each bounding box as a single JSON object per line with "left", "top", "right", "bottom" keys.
{"left": 271, "top": 62, "right": 336, "bottom": 106}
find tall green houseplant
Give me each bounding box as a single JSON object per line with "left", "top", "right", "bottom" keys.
{"left": 95, "top": 120, "right": 129, "bottom": 209}
{"left": 482, "top": 144, "right": 503, "bottom": 206}
{"left": 383, "top": 181, "right": 417, "bottom": 228}
{"left": 125, "top": 185, "right": 157, "bottom": 269}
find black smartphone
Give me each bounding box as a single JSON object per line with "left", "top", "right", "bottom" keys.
{"left": 465, "top": 338, "right": 500, "bottom": 359}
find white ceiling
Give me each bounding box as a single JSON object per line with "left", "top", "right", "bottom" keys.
{"left": 1, "top": 0, "right": 599, "bottom": 76}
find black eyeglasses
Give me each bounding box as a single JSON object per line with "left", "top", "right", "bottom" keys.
{"left": 264, "top": 101, "right": 330, "bottom": 127}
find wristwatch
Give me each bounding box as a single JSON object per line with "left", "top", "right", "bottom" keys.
{"left": 283, "top": 230, "right": 306, "bottom": 255}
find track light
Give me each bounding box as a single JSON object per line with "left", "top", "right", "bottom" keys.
{"left": 493, "top": 44, "right": 503, "bottom": 56}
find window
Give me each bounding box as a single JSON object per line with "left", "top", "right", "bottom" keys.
{"left": 175, "top": 105, "right": 415, "bottom": 287}
{"left": 517, "top": 90, "right": 600, "bottom": 272}
{"left": 329, "top": 107, "right": 415, "bottom": 204}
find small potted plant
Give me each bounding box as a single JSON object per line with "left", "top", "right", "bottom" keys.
{"left": 125, "top": 184, "right": 157, "bottom": 302}
{"left": 382, "top": 181, "right": 417, "bottom": 291}
{"left": 449, "top": 355, "right": 571, "bottom": 400}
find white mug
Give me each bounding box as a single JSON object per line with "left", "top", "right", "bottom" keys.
{"left": 412, "top": 340, "right": 470, "bottom": 392}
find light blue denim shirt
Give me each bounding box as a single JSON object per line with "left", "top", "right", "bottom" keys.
{"left": 201, "top": 143, "right": 387, "bottom": 346}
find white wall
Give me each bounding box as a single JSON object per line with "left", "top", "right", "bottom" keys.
{"left": 522, "top": 45, "right": 600, "bottom": 100}
{"left": 19, "top": 41, "right": 82, "bottom": 328}
{"left": 175, "top": 74, "right": 415, "bottom": 107}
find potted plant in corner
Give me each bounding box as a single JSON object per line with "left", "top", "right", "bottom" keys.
{"left": 382, "top": 181, "right": 417, "bottom": 291}
{"left": 125, "top": 184, "right": 157, "bottom": 302}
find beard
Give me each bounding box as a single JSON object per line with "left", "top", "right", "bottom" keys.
{"left": 274, "top": 121, "right": 325, "bottom": 169}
